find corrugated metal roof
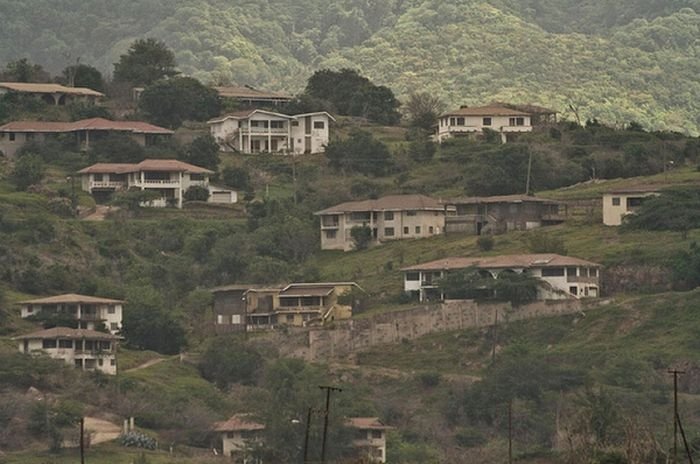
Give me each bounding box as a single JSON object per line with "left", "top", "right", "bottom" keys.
{"left": 441, "top": 105, "right": 531, "bottom": 117}
{"left": 20, "top": 293, "right": 124, "bottom": 305}
{"left": 0, "top": 82, "right": 104, "bottom": 97}
{"left": 77, "top": 159, "right": 213, "bottom": 174}
{"left": 402, "top": 254, "right": 601, "bottom": 271}
{"left": 315, "top": 195, "right": 443, "bottom": 215}
{"left": 213, "top": 414, "right": 265, "bottom": 432}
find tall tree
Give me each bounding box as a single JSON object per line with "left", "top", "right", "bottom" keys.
{"left": 325, "top": 129, "right": 393, "bottom": 176}
{"left": 405, "top": 92, "right": 445, "bottom": 130}
{"left": 62, "top": 63, "right": 104, "bottom": 91}
{"left": 182, "top": 134, "right": 220, "bottom": 171}
{"left": 113, "top": 38, "right": 178, "bottom": 86}
{"left": 138, "top": 77, "right": 221, "bottom": 128}
{"left": 0, "top": 58, "right": 50, "bottom": 83}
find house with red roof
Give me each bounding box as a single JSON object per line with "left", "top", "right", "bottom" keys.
{"left": 402, "top": 253, "right": 601, "bottom": 302}
{"left": 0, "top": 117, "right": 173, "bottom": 157}
{"left": 212, "top": 414, "right": 265, "bottom": 462}
{"left": 0, "top": 82, "right": 104, "bottom": 105}
{"left": 207, "top": 109, "right": 334, "bottom": 154}
{"left": 78, "top": 159, "right": 236, "bottom": 208}
{"left": 346, "top": 417, "right": 393, "bottom": 463}
{"left": 435, "top": 103, "right": 556, "bottom": 143}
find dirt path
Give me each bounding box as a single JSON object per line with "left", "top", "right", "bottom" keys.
{"left": 82, "top": 205, "right": 114, "bottom": 221}
{"left": 329, "top": 362, "right": 481, "bottom": 383}
{"left": 123, "top": 356, "right": 167, "bottom": 373}
{"left": 84, "top": 417, "right": 122, "bottom": 445}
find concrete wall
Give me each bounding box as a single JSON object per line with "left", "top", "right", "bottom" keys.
{"left": 268, "top": 298, "right": 606, "bottom": 363}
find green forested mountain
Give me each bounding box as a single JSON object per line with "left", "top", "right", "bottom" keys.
{"left": 1, "top": 0, "right": 699, "bottom": 133}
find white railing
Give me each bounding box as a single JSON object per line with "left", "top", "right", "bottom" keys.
{"left": 134, "top": 179, "right": 180, "bottom": 186}
{"left": 90, "top": 181, "right": 125, "bottom": 188}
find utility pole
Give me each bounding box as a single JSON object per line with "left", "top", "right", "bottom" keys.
{"left": 292, "top": 153, "right": 298, "bottom": 205}
{"left": 491, "top": 310, "right": 498, "bottom": 365}
{"left": 676, "top": 411, "right": 695, "bottom": 464}
{"left": 80, "top": 416, "right": 85, "bottom": 464}
{"left": 669, "top": 368, "right": 685, "bottom": 464}
{"left": 319, "top": 385, "right": 342, "bottom": 464}
{"left": 508, "top": 399, "right": 513, "bottom": 464}
{"left": 302, "top": 407, "right": 313, "bottom": 464}
{"left": 525, "top": 150, "right": 533, "bottom": 195}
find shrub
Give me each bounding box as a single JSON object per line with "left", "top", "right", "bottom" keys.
{"left": 11, "top": 153, "right": 44, "bottom": 190}
{"left": 417, "top": 371, "right": 441, "bottom": 388}
{"left": 350, "top": 225, "right": 373, "bottom": 250}
{"left": 476, "top": 235, "right": 494, "bottom": 251}
{"left": 183, "top": 185, "right": 210, "bottom": 202}
{"left": 199, "top": 336, "right": 264, "bottom": 389}
{"left": 119, "top": 431, "right": 157, "bottom": 450}
{"left": 527, "top": 233, "right": 567, "bottom": 254}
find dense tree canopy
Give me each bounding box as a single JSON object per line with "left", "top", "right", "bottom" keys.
{"left": 113, "top": 38, "right": 178, "bottom": 86}
{"left": 138, "top": 76, "right": 221, "bottom": 128}
{"left": 61, "top": 63, "right": 104, "bottom": 91}
{"left": 325, "top": 129, "right": 393, "bottom": 176}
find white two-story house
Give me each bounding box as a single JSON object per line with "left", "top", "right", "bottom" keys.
{"left": 14, "top": 327, "right": 121, "bottom": 375}
{"left": 347, "top": 417, "right": 393, "bottom": 463}
{"left": 207, "top": 109, "right": 334, "bottom": 154}
{"left": 20, "top": 293, "right": 124, "bottom": 334}
{"left": 78, "top": 159, "right": 236, "bottom": 208}
{"left": 402, "top": 254, "right": 601, "bottom": 302}
{"left": 315, "top": 195, "right": 448, "bottom": 251}
{"left": 435, "top": 105, "right": 533, "bottom": 143}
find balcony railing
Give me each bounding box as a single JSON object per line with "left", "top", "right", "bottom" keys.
{"left": 134, "top": 179, "right": 180, "bottom": 186}
{"left": 90, "top": 181, "right": 125, "bottom": 189}
{"left": 566, "top": 276, "right": 598, "bottom": 284}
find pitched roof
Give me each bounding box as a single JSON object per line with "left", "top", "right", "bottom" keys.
{"left": 445, "top": 194, "right": 560, "bottom": 205}
{"left": 213, "top": 414, "right": 265, "bottom": 432}
{"left": 315, "top": 195, "right": 443, "bottom": 215}
{"left": 0, "top": 82, "right": 104, "bottom": 97}
{"left": 441, "top": 105, "right": 531, "bottom": 117}
{"left": 401, "top": 254, "right": 601, "bottom": 272}
{"left": 77, "top": 159, "right": 213, "bottom": 174}
{"left": 279, "top": 282, "right": 361, "bottom": 297}
{"left": 213, "top": 85, "right": 292, "bottom": 100}
{"left": 20, "top": 293, "right": 124, "bottom": 305}
{"left": 207, "top": 109, "right": 292, "bottom": 124}
{"left": 346, "top": 417, "right": 393, "bottom": 430}
{"left": 292, "top": 112, "right": 337, "bottom": 122}
{"left": 0, "top": 118, "right": 172, "bottom": 134}
{"left": 13, "top": 327, "right": 121, "bottom": 341}
{"left": 604, "top": 185, "right": 662, "bottom": 194}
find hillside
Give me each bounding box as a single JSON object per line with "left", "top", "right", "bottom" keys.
{"left": 1, "top": 0, "right": 699, "bottom": 133}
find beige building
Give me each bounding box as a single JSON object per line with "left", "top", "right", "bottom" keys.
{"left": 14, "top": 327, "right": 120, "bottom": 375}
{"left": 211, "top": 282, "right": 361, "bottom": 331}
{"left": 602, "top": 188, "right": 659, "bottom": 226}
{"left": 207, "top": 109, "right": 334, "bottom": 154}
{"left": 315, "top": 195, "right": 447, "bottom": 251}
{"left": 403, "top": 254, "right": 601, "bottom": 302}
{"left": 213, "top": 414, "right": 265, "bottom": 463}
{"left": 20, "top": 293, "right": 124, "bottom": 334}
{"left": 436, "top": 105, "right": 534, "bottom": 143}
{"left": 0, "top": 82, "right": 104, "bottom": 105}
{"left": 347, "top": 417, "right": 393, "bottom": 463}
{"left": 0, "top": 117, "right": 172, "bottom": 157}
{"left": 78, "top": 159, "right": 236, "bottom": 208}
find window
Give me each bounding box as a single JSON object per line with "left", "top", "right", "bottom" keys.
{"left": 384, "top": 211, "right": 394, "bottom": 221}
{"left": 108, "top": 305, "right": 115, "bottom": 314}
{"left": 406, "top": 211, "right": 417, "bottom": 216}
{"left": 111, "top": 359, "right": 116, "bottom": 366}
{"left": 270, "top": 121, "right": 285, "bottom": 129}
{"left": 325, "top": 230, "right": 337, "bottom": 239}
{"left": 541, "top": 267, "right": 565, "bottom": 277}
{"left": 231, "top": 314, "right": 241, "bottom": 324}
{"left": 483, "top": 117, "right": 492, "bottom": 126}
{"left": 313, "top": 121, "right": 325, "bottom": 129}
{"left": 75, "top": 359, "right": 83, "bottom": 368}
{"left": 291, "top": 121, "right": 299, "bottom": 126}
{"left": 406, "top": 272, "right": 420, "bottom": 281}
{"left": 384, "top": 227, "right": 395, "bottom": 237}
{"left": 9, "top": 132, "right": 15, "bottom": 141}
{"left": 590, "top": 268, "right": 598, "bottom": 277}
{"left": 190, "top": 173, "right": 204, "bottom": 181}
{"left": 509, "top": 117, "right": 525, "bottom": 126}
{"left": 98, "top": 359, "right": 104, "bottom": 366}
{"left": 429, "top": 226, "right": 434, "bottom": 234}
{"left": 403, "top": 226, "right": 409, "bottom": 234}
{"left": 94, "top": 173, "right": 103, "bottom": 181}
{"left": 566, "top": 267, "right": 577, "bottom": 276}
{"left": 372, "top": 430, "right": 383, "bottom": 439}
{"left": 26, "top": 305, "right": 33, "bottom": 313}
{"left": 286, "top": 314, "right": 294, "bottom": 323}
{"left": 217, "top": 314, "right": 224, "bottom": 324}
{"left": 415, "top": 226, "right": 421, "bottom": 234}
{"left": 456, "top": 117, "right": 465, "bottom": 126}
{"left": 59, "top": 340, "right": 73, "bottom": 348}
{"left": 42, "top": 339, "right": 57, "bottom": 349}
{"left": 110, "top": 323, "right": 119, "bottom": 331}
{"left": 449, "top": 117, "right": 456, "bottom": 125}
{"left": 569, "top": 286, "right": 578, "bottom": 295}
{"left": 612, "top": 197, "right": 620, "bottom": 206}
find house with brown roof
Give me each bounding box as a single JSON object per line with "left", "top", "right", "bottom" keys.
{"left": 14, "top": 327, "right": 121, "bottom": 375}
{"left": 20, "top": 293, "right": 124, "bottom": 334}
{"left": 347, "top": 417, "right": 393, "bottom": 463}
{"left": 315, "top": 195, "right": 448, "bottom": 251}
{"left": 0, "top": 117, "right": 172, "bottom": 157}
{"left": 78, "top": 159, "right": 236, "bottom": 208}
{"left": 0, "top": 82, "right": 104, "bottom": 106}
{"left": 436, "top": 103, "right": 552, "bottom": 143}
{"left": 207, "top": 109, "right": 334, "bottom": 154}
{"left": 211, "top": 282, "right": 361, "bottom": 332}
{"left": 444, "top": 194, "right": 567, "bottom": 235}
{"left": 213, "top": 84, "right": 292, "bottom": 107}
{"left": 402, "top": 254, "right": 601, "bottom": 302}
{"left": 212, "top": 414, "right": 265, "bottom": 462}
{"left": 602, "top": 186, "right": 660, "bottom": 226}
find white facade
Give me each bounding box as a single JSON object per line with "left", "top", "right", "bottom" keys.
{"left": 602, "top": 191, "right": 658, "bottom": 226}
{"left": 208, "top": 110, "right": 334, "bottom": 154}
{"left": 403, "top": 255, "right": 601, "bottom": 302}
{"left": 435, "top": 106, "right": 533, "bottom": 143}
{"left": 15, "top": 328, "right": 120, "bottom": 375}
{"left": 20, "top": 294, "right": 123, "bottom": 334}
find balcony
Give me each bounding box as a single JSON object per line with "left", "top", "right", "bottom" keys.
{"left": 566, "top": 276, "right": 598, "bottom": 284}
{"left": 90, "top": 181, "right": 125, "bottom": 189}
{"left": 446, "top": 126, "right": 480, "bottom": 134}
{"left": 321, "top": 219, "right": 340, "bottom": 229}
{"left": 240, "top": 127, "right": 289, "bottom": 135}
{"left": 134, "top": 179, "right": 181, "bottom": 187}
{"left": 501, "top": 125, "right": 533, "bottom": 133}
{"left": 78, "top": 313, "right": 104, "bottom": 322}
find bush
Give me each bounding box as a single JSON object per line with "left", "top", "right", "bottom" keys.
{"left": 476, "top": 235, "right": 494, "bottom": 251}
{"left": 350, "top": 225, "right": 373, "bottom": 250}
{"left": 119, "top": 431, "right": 157, "bottom": 450}
{"left": 11, "top": 153, "right": 44, "bottom": 190}
{"left": 199, "top": 336, "right": 264, "bottom": 389}
{"left": 417, "top": 371, "right": 441, "bottom": 388}
{"left": 183, "top": 185, "right": 210, "bottom": 202}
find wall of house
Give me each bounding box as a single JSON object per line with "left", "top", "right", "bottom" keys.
{"left": 290, "top": 114, "right": 331, "bottom": 154}
{"left": 0, "top": 132, "right": 48, "bottom": 157}
{"left": 602, "top": 193, "right": 657, "bottom": 226}
{"left": 18, "top": 339, "right": 117, "bottom": 375}
{"left": 436, "top": 115, "right": 532, "bottom": 142}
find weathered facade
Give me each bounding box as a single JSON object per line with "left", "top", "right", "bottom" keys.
{"left": 20, "top": 293, "right": 124, "bottom": 334}
{"left": 347, "top": 417, "right": 393, "bottom": 463}
{"left": 444, "top": 194, "right": 566, "bottom": 235}
{"left": 213, "top": 414, "right": 265, "bottom": 462}
{"left": 602, "top": 188, "right": 659, "bottom": 226}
